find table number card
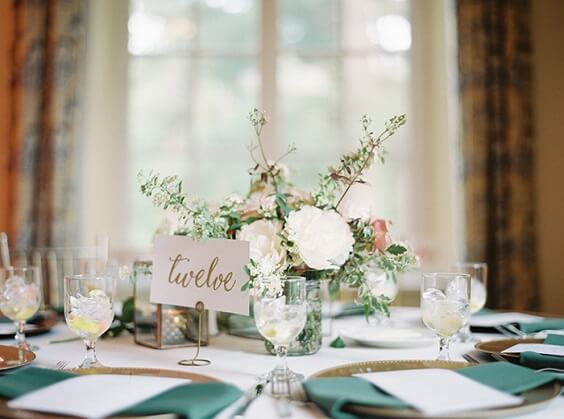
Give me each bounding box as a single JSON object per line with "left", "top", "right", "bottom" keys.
{"left": 151, "top": 235, "right": 250, "bottom": 315}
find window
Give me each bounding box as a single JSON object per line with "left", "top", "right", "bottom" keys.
{"left": 126, "top": 0, "right": 414, "bottom": 249}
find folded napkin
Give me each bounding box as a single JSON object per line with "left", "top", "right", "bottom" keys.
{"left": 332, "top": 303, "right": 365, "bottom": 319}
{"left": 304, "top": 362, "right": 559, "bottom": 419}
{"left": 0, "top": 367, "right": 242, "bottom": 419}
{"left": 520, "top": 334, "right": 564, "bottom": 370}
{"left": 303, "top": 377, "right": 408, "bottom": 419}
{"left": 518, "top": 319, "right": 564, "bottom": 334}
{"left": 457, "top": 362, "right": 557, "bottom": 394}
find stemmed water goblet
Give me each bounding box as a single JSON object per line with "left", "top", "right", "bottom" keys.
{"left": 450, "top": 262, "right": 487, "bottom": 342}
{"left": 254, "top": 276, "right": 307, "bottom": 397}
{"left": 0, "top": 267, "right": 41, "bottom": 352}
{"left": 64, "top": 274, "right": 115, "bottom": 368}
{"left": 421, "top": 273, "right": 471, "bottom": 360}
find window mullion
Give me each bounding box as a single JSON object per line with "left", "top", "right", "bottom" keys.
{"left": 260, "top": 0, "right": 279, "bottom": 158}
{"left": 190, "top": 0, "right": 202, "bottom": 195}
{"left": 337, "top": 0, "right": 345, "bottom": 154}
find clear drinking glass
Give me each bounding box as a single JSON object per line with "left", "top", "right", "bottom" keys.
{"left": 450, "top": 262, "right": 488, "bottom": 342}
{"left": 64, "top": 274, "right": 115, "bottom": 368}
{"left": 421, "top": 273, "right": 471, "bottom": 360}
{"left": 254, "top": 276, "right": 307, "bottom": 396}
{"left": 0, "top": 267, "right": 41, "bottom": 351}
{"left": 364, "top": 267, "right": 398, "bottom": 326}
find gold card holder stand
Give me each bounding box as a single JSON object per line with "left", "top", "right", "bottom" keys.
{"left": 178, "top": 301, "right": 211, "bottom": 367}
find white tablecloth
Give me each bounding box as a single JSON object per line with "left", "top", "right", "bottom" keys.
{"left": 24, "top": 307, "right": 564, "bottom": 419}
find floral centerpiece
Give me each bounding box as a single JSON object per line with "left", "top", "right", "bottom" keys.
{"left": 139, "top": 109, "right": 418, "bottom": 354}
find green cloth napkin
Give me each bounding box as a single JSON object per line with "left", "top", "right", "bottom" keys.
{"left": 0, "top": 367, "right": 242, "bottom": 419}
{"left": 304, "top": 362, "right": 559, "bottom": 419}
{"left": 0, "top": 367, "right": 75, "bottom": 398}
{"left": 332, "top": 303, "right": 365, "bottom": 319}
{"left": 458, "top": 362, "right": 557, "bottom": 393}
{"left": 475, "top": 308, "right": 496, "bottom": 315}
{"left": 520, "top": 334, "right": 564, "bottom": 370}
{"left": 304, "top": 377, "right": 408, "bottom": 419}
{"left": 518, "top": 319, "right": 564, "bottom": 333}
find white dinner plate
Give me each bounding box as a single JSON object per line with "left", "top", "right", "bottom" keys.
{"left": 340, "top": 326, "right": 436, "bottom": 348}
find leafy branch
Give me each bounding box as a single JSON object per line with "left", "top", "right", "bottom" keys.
{"left": 314, "top": 114, "right": 406, "bottom": 209}
{"left": 138, "top": 171, "right": 229, "bottom": 239}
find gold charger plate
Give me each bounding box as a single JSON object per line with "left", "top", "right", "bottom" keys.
{"left": 475, "top": 338, "right": 544, "bottom": 362}
{"left": 0, "top": 345, "right": 36, "bottom": 371}
{"left": 0, "top": 366, "right": 219, "bottom": 419}
{"left": 0, "top": 311, "right": 58, "bottom": 338}
{"left": 311, "top": 359, "right": 560, "bottom": 418}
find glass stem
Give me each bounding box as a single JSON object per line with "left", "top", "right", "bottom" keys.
{"left": 82, "top": 340, "right": 99, "bottom": 368}
{"left": 460, "top": 324, "right": 472, "bottom": 342}
{"left": 437, "top": 337, "right": 451, "bottom": 361}
{"left": 15, "top": 321, "right": 28, "bottom": 350}
{"left": 274, "top": 345, "right": 288, "bottom": 379}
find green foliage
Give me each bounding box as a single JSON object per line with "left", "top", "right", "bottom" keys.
{"left": 330, "top": 336, "right": 346, "bottom": 348}
{"left": 314, "top": 114, "right": 406, "bottom": 209}
{"left": 103, "top": 296, "right": 135, "bottom": 338}
{"left": 138, "top": 171, "right": 229, "bottom": 240}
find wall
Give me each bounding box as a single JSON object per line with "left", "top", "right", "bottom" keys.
{"left": 532, "top": 0, "right": 564, "bottom": 315}
{"left": 410, "top": 0, "right": 462, "bottom": 272}
{"left": 80, "top": 0, "right": 129, "bottom": 249}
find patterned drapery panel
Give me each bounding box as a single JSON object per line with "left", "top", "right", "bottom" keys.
{"left": 0, "top": 0, "right": 86, "bottom": 249}
{"left": 457, "top": 0, "right": 538, "bottom": 310}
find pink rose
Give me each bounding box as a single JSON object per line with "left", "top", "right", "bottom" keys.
{"left": 371, "top": 219, "right": 391, "bottom": 252}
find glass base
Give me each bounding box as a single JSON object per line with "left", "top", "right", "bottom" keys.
{"left": 453, "top": 333, "right": 478, "bottom": 343}
{"left": 77, "top": 340, "right": 104, "bottom": 369}
{"left": 453, "top": 325, "right": 477, "bottom": 343}
{"left": 77, "top": 357, "right": 105, "bottom": 369}
{"left": 259, "top": 368, "right": 304, "bottom": 383}
{"left": 11, "top": 341, "right": 39, "bottom": 352}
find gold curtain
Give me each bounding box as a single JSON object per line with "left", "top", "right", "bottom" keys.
{"left": 0, "top": 0, "right": 86, "bottom": 249}
{"left": 458, "top": 0, "right": 538, "bottom": 310}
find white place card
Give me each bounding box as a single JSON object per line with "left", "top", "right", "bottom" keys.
{"left": 0, "top": 324, "right": 15, "bottom": 334}
{"left": 469, "top": 312, "right": 544, "bottom": 327}
{"left": 151, "top": 235, "right": 250, "bottom": 315}
{"left": 355, "top": 369, "right": 523, "bottom": 416}
{"left": 8, "top": 374, "right": 189, "bottom": 419}
{"left": 502, "top": 343, "right": 564, "bottom": 357}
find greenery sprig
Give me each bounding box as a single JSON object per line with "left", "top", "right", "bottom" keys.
{"left": 314, "top": 114, "right": 406, "bottom": 209}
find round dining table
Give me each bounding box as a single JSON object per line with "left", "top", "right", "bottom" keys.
{"left": 19, "top": 307, "right": 564, "bottom": 419}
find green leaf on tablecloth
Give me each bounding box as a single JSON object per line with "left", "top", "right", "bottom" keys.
{"left": 330, "top": 336, "right": 346, "bottom": 348}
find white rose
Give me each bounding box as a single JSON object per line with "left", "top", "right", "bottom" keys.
{"left": 238, "top": 220, "right": 286, "bottom": 273}
{"left": 286, "top": 205, "right": 354, "bottom": 270}
{"left": 336, "top": 182, "right": 376, "bottom": 221}
{"left": 243, "top": 192, "right": 276, "bottom": 215}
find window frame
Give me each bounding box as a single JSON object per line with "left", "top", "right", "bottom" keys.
{"left": 80, "top": 0, "right": 461, "bottom": 271}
